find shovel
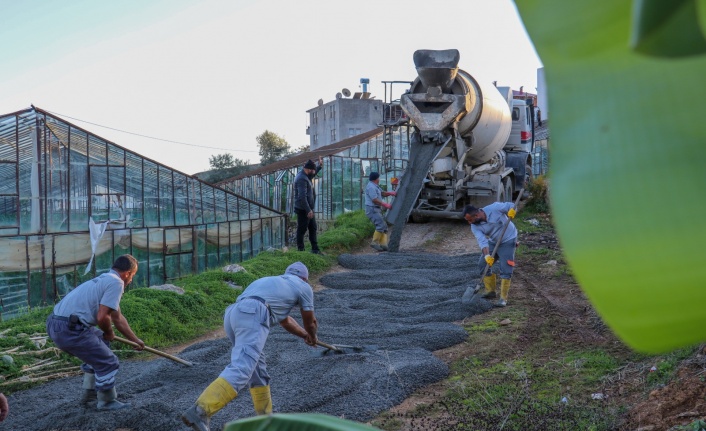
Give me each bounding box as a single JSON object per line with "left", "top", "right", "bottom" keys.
{"left": 315, "top": 340, "right": 370, "bottom": 356}
{"left": 114, "top": 335, "right": 194, "bottom": 367}
{"left": 462, "top": 189, "right": 524, "bottom": 305}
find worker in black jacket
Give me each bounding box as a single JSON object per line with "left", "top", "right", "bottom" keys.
{"left": 294, "top": 157, "right": 323, "bottom": 254}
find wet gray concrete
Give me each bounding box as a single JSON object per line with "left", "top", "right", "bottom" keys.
{"left": 2, "top": 251, "right": 490, "bottom": 431}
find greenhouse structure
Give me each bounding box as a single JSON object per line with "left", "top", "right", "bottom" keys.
{"left": 0, "top": 107, "right": 286, "bottom": 320}
{"left": 216, "top": 126, "right": 412, "bottom": 221}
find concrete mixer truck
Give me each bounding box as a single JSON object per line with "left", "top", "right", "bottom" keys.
{"left": 384, "top": 49, "right": 535, "bottom": 251}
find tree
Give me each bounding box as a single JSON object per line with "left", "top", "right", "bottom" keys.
{"left": 257, "top": 130, "right": 290, "bottom": 165}
{"left": 209, "top": 153, "right": 236, "bottom": 170}
{"left": 292, "top": 144, "right": 310, "bottom": 154}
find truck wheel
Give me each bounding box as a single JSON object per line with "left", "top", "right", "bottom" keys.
{"left": 503, "top": 179, "right": 514, "bottom": 202}
{"left": 410, "top": 213, "right": 430, "bottom": 223}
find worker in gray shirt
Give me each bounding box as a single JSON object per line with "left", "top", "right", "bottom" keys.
{"left": 46, "top": 254, "right": 144, "bottom": 410}
{"left": 182, "top": 262, "right": 318, "bottom": 431}
{"left": 364, "top": 171, "right": 396, "bottom": 251}
{"left": 463, "top": 202, "right": 518, "bottom": 307}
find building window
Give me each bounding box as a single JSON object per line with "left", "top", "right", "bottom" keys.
{"left": 312, "top": 111, "right": 318, "bottom": 125}
{"left": 313, "top": 134, "right": 318, "bottom": 145}
{"left": 330, "top": 105, "right": 335, "bottom": 119}
{"left": 331, "top": 129, "right": 336, "bottom": 141}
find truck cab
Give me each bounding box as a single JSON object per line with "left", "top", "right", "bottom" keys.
{"left": 507, "top": 98, "right": 534, "bottom": 153}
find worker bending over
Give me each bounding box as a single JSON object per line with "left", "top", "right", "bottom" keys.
{"left": 463, "top": 202, "right": 518, "bottom": 307}
{"left": 364, "top": 171, "right": 396, "bottom": 251}
{"left": 46, "top": 254, "right": 144, "bottom": 410}
{"left": 182, "top": 262, "right": 319, "bottom": 431}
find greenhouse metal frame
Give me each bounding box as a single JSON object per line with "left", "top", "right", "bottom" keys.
{"left": 0, "top": 107, "right": 286, "bottom": 320}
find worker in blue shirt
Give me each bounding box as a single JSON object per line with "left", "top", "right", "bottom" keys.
{"left": 463, "top": 202, "right": 518, "bottom": 307}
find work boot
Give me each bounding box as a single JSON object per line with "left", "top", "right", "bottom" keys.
{"left": 380, "top": 232, "right": 389, "bottom": 251}
{"left": 182, "top": 404, "right": 210, "bottom": 431}
{"left": 182, "top": 377, "right": 237, "bottom": 431}
{"left": 481, "top": 274, "right": 497, "bottom": 299}
{"left": 495, "top": 278, "right": 511, "bottom": 307}
{"left": 79, "top": 373, "right": 97, "bottom": 406}
{"left": 370, "top": 231, "right": 384, "bottom": 251}
{"left": 96, "top": 387, "right": 131, "bottom": 410}
{"left": 250, "top": 385, "right": 273, "bottom": 415}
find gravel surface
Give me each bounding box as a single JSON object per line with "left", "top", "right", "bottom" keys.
{"left": 2, "top": 246, "right": 490, "bottom": 431}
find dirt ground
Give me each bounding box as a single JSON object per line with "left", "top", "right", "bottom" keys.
{"left": 373, "top": 215, "right": 706, "bottom": 431}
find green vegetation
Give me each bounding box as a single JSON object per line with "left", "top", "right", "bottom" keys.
{"left": 0, "top": 210, "right": 373, "bottom": 394}
{"left": 522, "top": 175, "right": 550, "bottom": 214}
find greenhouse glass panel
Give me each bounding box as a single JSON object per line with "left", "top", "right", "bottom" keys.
{"left": 0, "top": 116, "right": 18, "bottom": 162}
{"left": 206, "top": 223, "right": 219, "bottom": 269}
{"left": 227, "top": 194, "right": 238, "bottom": 221}
{"left": 107, "top": 144, "right": 124, "bottom": 166}
{"left": 174, "top": 172, "right": 189, "bottom": 225}
{"left": 165, "top": 254, "right": 180, "bottom": 280}
{"left": 108, "top": 166, "right": 126, "bottom": 222}
{"left": 125, "top": 153, "right": 144, "bottom": 227}
{"left": 88, "top": 136, "right": 107, "bottom": 165}
{"left": 351, "top": 159, "right": 362, "bottom": 211}
{"left": 0, "top": 194, "right": 17, "bottom": 227}
{"left": 143, "top": 160, "right": 159, "bottom": 227}
{"left": 202, "top": 185, "right": 215, "bottom": 224}
{"left": 240, "top": 220, "right": 252, "bottom": 261}
{"left": 46, "top": 128, "right": 69, "bottom": 233}
{"left": 159, "top": 167, "right": 174, "bottom": 226}
{"left": 69, "top": 129, "right": 89, "bottom": 232}
{"left": 188, "top": 179, "right": 202, "bottom": 225}
{"left": 359, "top": 141, "right": 368, "bottom": 158}
{"left": 230, "top": 221, "right": 242, "bottom": 262}
{"left": 214, "top": 189, "right": 227, "bottom": 223}
{"left": 342, "top": 158, "right": 353, "bottom": 213}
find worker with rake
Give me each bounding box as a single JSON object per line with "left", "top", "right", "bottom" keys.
{"left": 46, "top": 254, "right": 144, "bottom": 410}
{"left": 182, "top": 261, "right": 318, "bottom": 431}
{"left": 463, "top": 202, "right": 518, "bottom": 307}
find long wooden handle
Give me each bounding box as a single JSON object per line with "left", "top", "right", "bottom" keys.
{"left": 113, "top": 335, "right": 194, "bottom": 367}
{"left": 479, "top": 188, "right": 525, "bottom": 280}
{"left": 316, "top": 340, "right": 342, "bottom": 352}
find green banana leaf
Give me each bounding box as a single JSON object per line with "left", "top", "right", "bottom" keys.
{"left": 224, "top": 413, "right": 381, "bottom": 431}
{"left": 514, "top": 0, "right": 706, "bottom": 352}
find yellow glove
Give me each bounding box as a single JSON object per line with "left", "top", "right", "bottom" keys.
{"left": 508, "top": 208, "right": 516, "bottom": 219}
{"left": 484, "top": 255, "right": 495, "bottom": 266}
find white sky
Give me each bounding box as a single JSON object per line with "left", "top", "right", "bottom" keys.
{"left": 0, "top": 0, "right": 542, "bottom": 175}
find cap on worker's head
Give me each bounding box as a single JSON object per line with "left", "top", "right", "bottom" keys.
{"left": 369, "top": 171, "right": 380, "bottom": 181}
{"left": 304, "top": 160, "right": 316, "bottom": 170}
{"left": 285, "top": 261, "right": 309, "bottom": 281}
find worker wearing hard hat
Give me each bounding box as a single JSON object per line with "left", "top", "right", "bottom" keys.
{"left": 182, "top": 262, "right": 318, "bottom": 431}
{"left": 463, "top": 203, "right": 518, "bottom": 307}
{"left": 364, "top": 172, "right": 397, "bottom": 251}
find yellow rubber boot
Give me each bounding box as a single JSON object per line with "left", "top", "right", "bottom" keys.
{"left": 370, "top": 231, "right": 383, "bottom": 251}
{"left": 481, "top": 274, "right": 497, "bottom": 299}
{"left": 250, "top": 385, "right": 272, "bottom": 415}
{"left": 380, "top": 232, "right": 389, "bottom": 251}
{"left": 182, "top": 377, "right": 237, "bottom": 431}
{"left": 497, "top": 278, "right": 511, "bottom": 307}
